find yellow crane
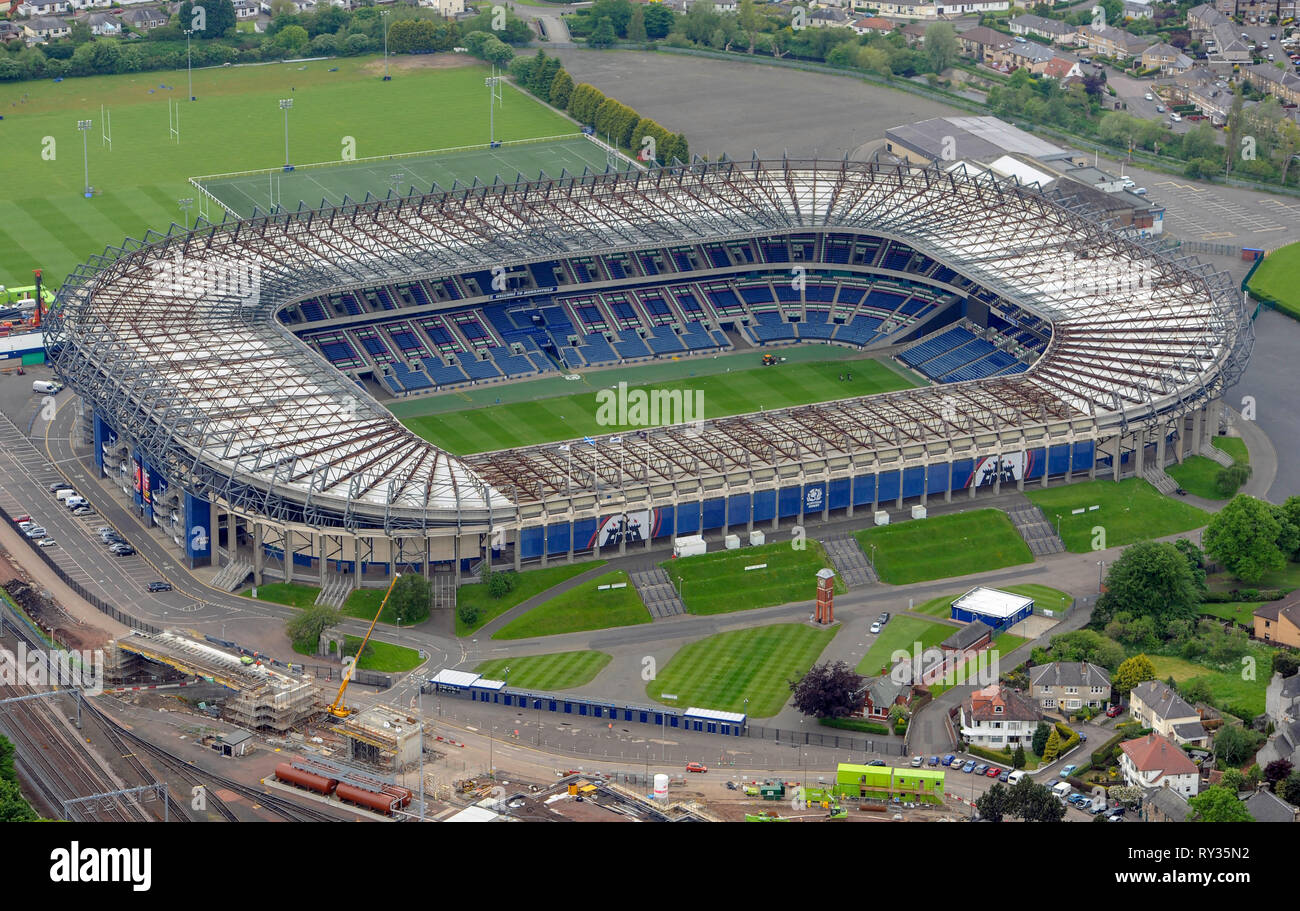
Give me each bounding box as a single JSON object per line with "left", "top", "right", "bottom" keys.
{"left": 326, "top": 573, "right": 400, "bottom": 719}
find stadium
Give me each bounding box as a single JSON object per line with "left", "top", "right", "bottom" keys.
{"left": 44, "top": 154, "right": 1253, "bottom": 594}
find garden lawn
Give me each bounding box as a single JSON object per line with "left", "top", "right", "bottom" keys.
{"left": 927, "top": 632, "right": 1028, "bottom": 697}
{"left": 1146, "top": 653, "right": 1273, "bottom": 719}
{"left": 856, "top": 615, "right": 954, "bottom": 677}
{"left": 1166, "top": 438, "right": 1251, "bottom": 500}
{"left": 474, "top": 651, "right": 612, "bottom": 689}
{"left": 658, "top": 540, "right": 846, "bottom": 616}
{"left": 492, "top": 571, "right": 650, "bottom": 639}
{"left": 1206, "top": 560, "right": 1300, "bottom": 594}
{"left": 1198, "top": 602, "right": 1262, "bottom": 626}
{"left": 291, "top": 635, "right": 423, "bottom": 672}
{"left": 1026, "top": 479, "right": 1210, "bottom": 553}
{"left": 854, "top": 509, "right": 1032, "bottom": 585}
{"left": 646, "top": 623, "right": 838, "bottom": 717}
{"left": 1248, "top": 240, "right": 1300, "bottom": 320}
{"left": 455, "top": 561, "right": 605, "bottom": 636}
{"left": 241, "top": 582, "right": 319, "bottom": 609}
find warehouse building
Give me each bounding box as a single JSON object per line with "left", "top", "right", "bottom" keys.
{"left": 950, "top": 586, "right": 1034, "bottom": 632}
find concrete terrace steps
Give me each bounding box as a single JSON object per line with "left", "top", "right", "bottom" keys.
{"left": 1142, "top": 466, "right": 1180, "bottom": 496}
{"left": 821, "top": 535, "right": 878, "bottom": 587}
{"left": 629, "top": 567, "right": 686, "bottom": 620}
{"left": 1205, "top": 443, "right": 1237, "bottom": 468}
{"left": 1005, "top": 503, "right": 1065, "bottom": 557}
{"left": 316, "top": 573, "right": 353, "bottom": 609}
{"left": 212, "top": 558, "right": 254, "bottom": 593}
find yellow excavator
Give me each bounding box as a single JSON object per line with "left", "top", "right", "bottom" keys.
{"left": 326, "top": 573, "right": 400, "bottom": 719}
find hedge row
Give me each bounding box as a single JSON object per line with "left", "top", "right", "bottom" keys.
{"left": 819, "top": 716, "right": 890, "bottom": 735}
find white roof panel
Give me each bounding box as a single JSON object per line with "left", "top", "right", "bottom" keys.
{"left": 952, "top": 587, "right": 1035, "bottom": 619}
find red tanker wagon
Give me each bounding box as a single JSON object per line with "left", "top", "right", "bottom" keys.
{"left": 275, "top": 763, "right": 338, "bottom": 797}
{"left": 335, "top": 782, "right": 401, "bottom": 815}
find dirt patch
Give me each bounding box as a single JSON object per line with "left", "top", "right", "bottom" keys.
{"left": 1, "top": 574, "right": 113, "bottom": 652}
{"left": 359, "top": 53, "right": 476, "bottom": 76}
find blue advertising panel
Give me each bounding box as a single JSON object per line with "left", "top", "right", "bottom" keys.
{"left": 184, "top": 492, "right": 211, "bottom": 561}
{"left": 752, "top": 489, "right": 777, "bottom": 523}
{"left": 777, "top": 485, "right": 801, "bottom": 518}
{"left": 853, "top": 473, "right": 876, "bottom": 506}
{"left": 803, "top": 482, "right": 826, "bottom": 514}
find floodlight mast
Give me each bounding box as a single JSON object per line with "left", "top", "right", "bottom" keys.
{"left": 280, "top": 98, "right": 293, "bottom": 170}
{"left": 77, "top": 120, "right": 92, "bottom": 196}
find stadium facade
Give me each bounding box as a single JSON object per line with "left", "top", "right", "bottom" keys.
{"left": 46, "top": 158, "right": 1252, "bottom": 590}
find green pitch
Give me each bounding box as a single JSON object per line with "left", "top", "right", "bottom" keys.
{"left": 646, "top": 623, "right": 838, "bottom": 718}
{"left": 474, "top": 651, "right": 613, "bottom": 690}
{"left": 855, "top": 508, "right": 1033, "bottom": 585}
{"left": 658, "top": 539, "right": 846, "bottom": 616}
{"left": 200, "top": 134, "right": 613, "bottom": 218}
{"left": 0, "top": 55, "right": 575, "bottom": 287}
{"left": 399, "top": 354, "right": 920, "bottom": 455}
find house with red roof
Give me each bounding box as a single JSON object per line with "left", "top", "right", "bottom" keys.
{"left": 1118, "top": 733, "right": 1201, "bottom": 799}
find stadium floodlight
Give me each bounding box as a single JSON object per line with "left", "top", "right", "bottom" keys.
{"left": 184, "top": 29, "right": 194, "bottom": 101}
{"left": 77, "top": 120, "right": 92, "bottom": 197}
{"left": 178, "top": 197, "right": 194, "bottom": 230}
{"left": 382, "top": 10, "right": 391, "bottom": 81}
{"left": 279, "top": 98, "right": 293, "bottom": 171}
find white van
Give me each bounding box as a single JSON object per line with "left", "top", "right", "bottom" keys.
{"left": 1007, "top": 770, "right": 1026, "bottom": 786}
{"left": 33, "top": 380, "right": 63, "bottom": 395}
{"left": 54, "top": 488, "right": 76, "bottom": 502}
{"left": 65, "top": 496, "right": 89, "bottom": 510}
{"left": 1052, "top": 781, "right": 1071, "bottom": 799}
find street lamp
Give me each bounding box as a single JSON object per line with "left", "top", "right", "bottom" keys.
{"left": 1097, "top": 559, "right": 1105, "bottom": 593}
{"left": 382, "top": 10, "right": 391, "bottom": 81}
{"left": 77, "top": 120, "right": 92, "bottom": 197}
{"left": 1055, "top": 513, "right": 1062, "bottom": 538}
{"left": 279, "top": 98, "right": 293, "bottom": 171}
{"left": 178, "top": 197, "right": 193, "bottom": 230}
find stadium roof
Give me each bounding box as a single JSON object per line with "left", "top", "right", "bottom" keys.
{"left": 49, "top": 157, "right": 1249, "bottom": 524}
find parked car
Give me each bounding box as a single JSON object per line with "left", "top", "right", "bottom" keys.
{"left": 973, "top": 764, "right": 989, "bottom": 776}
{"left": 961, "top": 761, "right": 977, "bottom": 773}
{"left": 11, "top": 514, "right": 31, "bottom": 525}
{"left": 1089, "top": 802, "right": 1108, "bottom": 815}
{"left": 686, "top": 762, "right": 707, "bottom": 773}
{"left": 877, "top": 612, "right": 890, "bottom": 624}
{"left": 985, "top": 766, "right": 1001, "bottom": 778}
{"left": 869, "top": 622, "right": 882, "bottom": 634}
{"left": 998, "top": 770, "right": 1010, "bottom": 782}
{"left": 147, "top": 581, "right": 173, "bottom": 593}
{"left": 927, "top": 756, "right": 940, "bottom": 767}
{"left": 1046, "top": 779, "right": 1059, "bottom": 789}
{"left": 867, "top": 759, "right": 886, "bottom": 767}
{"left": 109, "top": 544, "right": 135, "bottom": 556}
{"left": 1144, "top": 92, "right": 1154, "bottom": 101}
{"left": 1155, "top": 104, "right": 1166, "bottom": 113}
{"left": 910, "top": 755, "right": 923, "bottom": 767}
{"left": 1061, "top": 764, "right": 1078, "bottom": 777}
{"left": 941, "top": 754, "right": 957, "bottom": 767}
{"left": 1106, "top": 703, "right": 1124, "bottom": 718}
{"left": 37, "top": 539, "right": 56, "bottom": 548}
{"left": 24, "top": 526, "right": 46, "bottom": 539}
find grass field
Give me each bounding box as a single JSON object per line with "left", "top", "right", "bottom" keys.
{"left": 854, "top": 509, "right": 1033, "bottom": 585}
{"left": 455, "top": 561, "right": 604, "bottom": 636}
{"left": 1248, "top": 240, "right": 1300, "bottom": 320}
{"left": 928, "top": 631, "right": 1028, "bottom": 696}
{"left": 646, "top": 623, "right": 838, "bottom": 717}
{"left": 401, "top": 356, "right": 919, "bottom": 455}
{"left": 1025, "top": 479, "right": 1211, "bottom": 553}
{"left": 1147, "top": 653, "right": 1272, "bottom": 718}
{"left": 241, "top": 582, "right": 320, "bottom": 609}
{"left": 291, "top": 633, "right": 422, "bottom": 672}
{"left": 492, "top": 570, "right": 651, "bottom": 639}
{"left": 0, "top": 55, "right": 576, "bottom": 287}
{"left": 657, "top": 539, "right": 846, "bottom": 616}
{"left": 856, "top": 615, "right": 955, "bottom": 677}
{"left": 1206, "top": 560, "right": 1300, "bottom": 594}
{"left": 1198, "top": 601, "right": 1261, "bottom": 626}
{"left": 475, "top": 651, "right": 613, "bottom": 689}
{"left": 1166, "top": 438, "right": 1251, "bottom": 500}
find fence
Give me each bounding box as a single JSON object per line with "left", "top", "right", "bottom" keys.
{"left": 0, "top": 502, "right": 160, "bottom": 638}
{"left": 746, "top": 724, "right": 905, "bottom": 755}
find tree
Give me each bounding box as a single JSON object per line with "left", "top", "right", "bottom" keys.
{"left": 179, "top": 0, "right": 237, "bottom": 37}
{"left": 0, "top": 777, "right": 37, "bottom": 823}
{"left": 1094, "top": 541, "right": 1200, "bottom": 631}
{"left": 457, "top": 601, "right": 480, "bottom": 629}
{"left": 789, "top": 660, "right": 864, "bottom": 719}
{"left": 273, "top": 24, "right": 310, "bottom": 54}
{"left": 643, "top": 3, "right": 675, "bottom": 40}
{"left": 1031, "top": 721, "right": 1051, "bottom": 756}
{"left": 1215, "top": 463, "right": 1252, "bottom": 498}
{"left": 1007, "top": 777, "right": 1066, "bottom": 821}
{"left": 738, "top": 0, "right": 761, "bottom": 53}
{"left": 1188, "top": 785, "right": 1254, "bottom": 822}
{"left": 1219, "top": 767, "right": 1247, "bottom": 793}
{"left": 924, "top": 22, "right": 958, "bottom": 73}
{"left": 1279, "top": 771, "right": 1300, "bottom": 806}
{"left": 589, "top": 16, "right": 617, "bottom": 48}
{"left": 1113, "top": 654, "right": 1156, "bottom": 696}
{"left": 1265, "top": 759, "right": 1294, "bottom": 790}
{"left": 1180, "top": 677, "right": 1213, "bottom": 707}
{"left": 627, "top": 4, "right": 647, "bottom": 43}
{"left": 1225, "top": 90, "right": 1245, "bottom": 175}
{"left": 1012, "top": 743, "right": 1027, "bottom": 770}
{"left": 1273, "top": 651, "right": 1300, "bottom": 679}
{"left": 387, "top": 573, "right": 431, "bottom": 625}
{"left": 1215, "top": 724, "right": 1264, "bottom": 766}
{"left": 975, "top": 781, "right": 1011, "bottom": 821}
{"left": 1204, "top": 495, "right": 1285, "bottom": 583}
{"left": 1042, "top": 726, "right": 1063, "bottom": 763}
{"left": 69, "top": 20, "right": 93, "bottom": 45}
{"left": 286, "top": 604, "right": 342, "bottom": 652}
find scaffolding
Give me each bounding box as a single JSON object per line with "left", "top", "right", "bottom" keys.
{"left": 224, "top": 677, "right": 321, "bottom": 733}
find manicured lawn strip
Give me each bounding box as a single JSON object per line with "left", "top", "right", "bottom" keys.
{"left": 854, "top": 509, "right": 1032, "bottom": 585}
{"left": 1025, "top": 479, "right": 1211, "bottom": 553}
{"left": 241, "top": 582, "right": 319, "bottom": 608}
{"left": 492, "top": 571, "right": 651, "bottom": 639}
{"left": 456, "top": 561, "right": 605, "bottom": 636}
{"left": 856, "top": 615, "right": 954, "bottom": 677}
{"left": 474, "top": 651, "right": 613, "bottom": 689}
{"left": 1166, "top": 456, "right": 1232, "bottom": 500}
{"left": 658, "top": 540, "right": 845, "bottom": 616}
{"left": 1211, "top": 436, "right": 1248, "bottom": 465}
{"left": 403, "top": 359, "right": 918, "bottom": 455}
{"left": 291, "top": 636, "right": 423, "bottom": 672}
{"left": 1147, "top": 653, "right": 1275, "bottom": 718}
{"left": 647, "top": 623, "right": 838, "bottom": 717}
{"left": 339, "top": 587, "right": 405, "bottom": 625}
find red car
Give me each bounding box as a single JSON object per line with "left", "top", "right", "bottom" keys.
{"left": 1106, "top": 704, "right": 1124, "bottom": 718}
{"left": 11, "top": 515, "right": 30, "bottom": 525}
{"left": 686, "top": 762, "right": 708, "bottom": 773}
{"left": 985, "top": 766, "right": 1001, "bottom": 778}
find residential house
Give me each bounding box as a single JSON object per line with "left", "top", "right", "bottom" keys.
{"left": 851, "top": 16, "right": 894, "bottom": 36}
{"left": 958, "top": 684, "right": 1041, "bottom": 748}
{"left": 987, "top": 38, "right": 1060, "bottom": 74}
{"left": 1119, "top": 733, "right": 1201, "bottom": 798}
{"left": 1043, "top": 54, "right": 1084, "bottom": 79}
{"left": 958, "top": 25, "right": 1010, "bottom": 59}
{"left": 122, "top": 6, "right": 167, "bottom": 29}
{"left": 1244, "top": 63, "right": 1300, "bottom": 106}
{"left": 1121, "top": 0, "right": 1153, "bottom": 17}
{"left": 1244, "top": 789, "right": 1299, "bottom": 822}
{"left": 66, "top": 0, "right": 110, "bottom": 8}
{"left": 1185, "top": 3, "right": 1228, "bottom": 35}
{"left": 940, "top": 621, "right": 994, "bottom": 655}
{"left": 1160, "top": 66, "right": 1234, "bottom": 123}
{"left": 1077, "top": 24, "right": 1152, "bottom": 60}
{"left": 1128, "top": 680, "right": 1210, "bottom": 746}
{"left": 1142, "top": 786, "right": 1192, "bottom": 821}
{"left": 232, "top": 0, "right": 258, "bottom": 18}
{"left": 857, "top": 674, "right": 912, "bottom": 722}
{"left": 1207, "top": 25, "right": 1253, "bottom": 73}
{"left": 1028, "top": 662, "right": 1111, "bottom": 713}
{"left": 17, "top": 0, "right": 70, "bottom": 14}
{"left": 1142, "top": 42, "right": 1194, "bottom": 74}
{"left": 1257, "top": 718, "right": 1300, "bottom": 768}
{"left": 1265, "top": 671, "right": 1300, "bottom": 727}
{"left": 1008, "top": 13, "right": 1075, "bottom": 44}
{"left": 808, "top": 7, "right": 850, "bottom": 27}
{"left": 83, "top": 10, "right": 121, "bottom": 35}
{"left": 1253, "top": 592, "right": 1300, "bottom": 648}
{"left": 900, "top": 21, "right": 928, "bottom": 45}
{"left": 0, "top": 20, "right": 22, "bottom": 43}
{"left": 419, "top": 0, "right": 464, "bottom": 14}
{"left": 23, "top": 15, "right": 72, "bottom": 42}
